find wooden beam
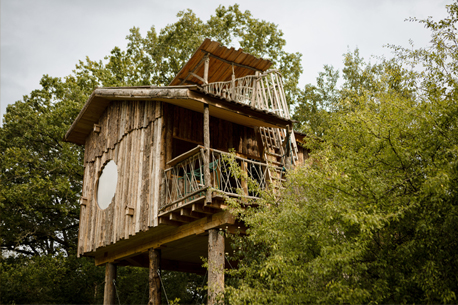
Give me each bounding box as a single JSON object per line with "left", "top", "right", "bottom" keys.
{"left": 169, "top": 213, "right": 193, "bottom": 223}
{"left": 180, "top": 208, "right": 205, "bottom": 219}
{"left": 158, "top": 217, "right": 181, "bottom": 227}
{"left": 179, "top": 56, "right": 207, "bottom": 85}
{"left": 166, "top": 145, "right": 202, "bottom": 166}
{"left": 190, "top": 72, "right": 206, "bottom": 84}
{"left": 103, "top": 263, "right": 117, "bottom": 305}
{"left": 94, "top": 211, "right": 236, "bottom": 266}
{"left": 192, "top": 203, "right": 216, "bottom": 214}
{"left": 203, "top": 51, "right": 263, "bottom": 72}
{"left": 161, "top": 258, "right": 206, "bottom": 275}
{"left": 187, "top": 90, "right": 291, "bottom": 129}
{"left": 125, "top": 256, "right": 144, "bottom": 267}
{"left": 208, "top": 229, "right": 224, "bottom": 304}
{"left": 148, "top": 249, "right": 161, "bottom": 305}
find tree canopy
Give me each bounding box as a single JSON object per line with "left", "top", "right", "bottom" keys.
{"left": 226, "top": 2, "right": 458, "bottom": 304}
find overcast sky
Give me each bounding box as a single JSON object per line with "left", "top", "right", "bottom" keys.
{"left": 0, "top": 0, "right": 451, "bottom": 125}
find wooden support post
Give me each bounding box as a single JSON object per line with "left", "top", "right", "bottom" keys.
{"left": 148, "top": 248, "right": 161, "bottom": 305}
{"left": 251, "top": 71, "right": 260, "bottom": 106}
{"left": 208, "top": 229, "right": 224, "bottom": 305}
{"left": 103, "top": 263, "right": 117, "bottom": 305}
{"left": 204, "top": 104, "right": 212, "bottom": 205}
{"left": 231, "top": 65, "right": 236, "bottom": 100}
{"left": 285, "top": 125, "right": 292, "bottom": 170}
{"left": 204, "top": 55, "right": 210, "bottom": 85}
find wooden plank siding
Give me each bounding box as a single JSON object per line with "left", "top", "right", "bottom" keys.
{"left": 170, "top": 104, "right": 261, "bottom": 159}
{"left": 78, "top": 100, "right": 162, "bottom": 257}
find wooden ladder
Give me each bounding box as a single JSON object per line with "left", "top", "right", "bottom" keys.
{"left": 258, "top": 127, "right": 286, "bottom": 187}
{"left": 258, "top": 126, "right": 299, "bottom": 187}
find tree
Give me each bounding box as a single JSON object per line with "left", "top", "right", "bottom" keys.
{"left": 227, "top": 1, "right": 458, "bottom": 304}
{"left": 0, "top": 5, "right": 302, "bottom": 304}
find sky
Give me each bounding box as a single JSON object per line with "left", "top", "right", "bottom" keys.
{"left": 0, "top": 0, "right": 452, "bottom": 125}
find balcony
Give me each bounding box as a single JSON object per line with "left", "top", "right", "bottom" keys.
{"left": 203, "top": 70, "right": 290, "bottom": 120}
{"left": 159, "top": 146, "right": 285, "bottom": 224}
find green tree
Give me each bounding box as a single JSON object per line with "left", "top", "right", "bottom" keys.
{"left": 227, "top": 1, "right": 458, "bottom": 304}
{"left": 0, "top": 5, "right": 302, "bottom": 304}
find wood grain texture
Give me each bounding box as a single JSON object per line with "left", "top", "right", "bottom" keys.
{"left": 103, "top": 263, "right": 117, "bottom": 305}
{"left": 78, "top": 100, "right": 162, "bottom": 256}
{"left": 208, "top": 229, "right": 225, "bottom": 305}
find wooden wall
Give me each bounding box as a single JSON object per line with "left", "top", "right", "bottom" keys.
{"left": 170, "top": 105, "right": 261, "bottom": 159}
{"left": 78, "top": 100, "right": 163, "bottom": 257}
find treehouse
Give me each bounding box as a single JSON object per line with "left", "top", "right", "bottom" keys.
{"left": 64, "top": 38, "right": 308, "bottom": 304}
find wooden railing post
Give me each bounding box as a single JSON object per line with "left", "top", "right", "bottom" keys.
{"left": 251, "top": 72, "right": 259, "bottom": 107}
{"left": 208, "top": 229, "right": 224, "bottom": 305}
{"left": 103, "top": 263, "right": 117, "bottom": 305}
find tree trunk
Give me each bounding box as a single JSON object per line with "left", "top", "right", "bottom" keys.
{"left": 103, "top": 263, "right": 117, "bottom": 305}
{"left": 149, "top": 248, "right": 161, "bottom": 305}
{"left": 208, "top": 229, "right": 224, "bottom": 304}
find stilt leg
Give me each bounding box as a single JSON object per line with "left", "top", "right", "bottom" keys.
{"left": 149, "top": 248, "right": 161, "bottom": 305}
{"left": 103, "top": 263, "right": 117, "bottom": 305}
{"left": 208, "top": 229, "right": 224, "bottom": 305}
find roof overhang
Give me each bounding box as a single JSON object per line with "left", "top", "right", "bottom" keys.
{"left": 169, "top": 38, "right": 272, "bottom": 86}
{"left": 64, "top": 86, "right": 293, "bottom": 145}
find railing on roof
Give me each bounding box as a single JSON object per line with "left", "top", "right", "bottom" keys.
{"left": 203, "top": 70, "right": 290, "bottom": 120}
{"left": 160, "top": 146, "right": 285, "bottom": 212}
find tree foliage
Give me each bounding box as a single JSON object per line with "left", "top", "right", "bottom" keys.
{"left": 227, "top": 2, "right": 458, "bottom": 304}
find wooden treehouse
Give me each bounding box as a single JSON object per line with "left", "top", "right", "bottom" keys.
{"left": 64, "top": 38, "right": 307, "bottom": 304}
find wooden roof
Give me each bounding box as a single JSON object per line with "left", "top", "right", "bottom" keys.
{"left": 64, "top": 86, "right": 292, "bottom": 145}
{"left": 169, "top": 38, "right": 272, "bottom": 86}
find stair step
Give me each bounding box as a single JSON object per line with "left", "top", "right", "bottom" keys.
{"left": 267, "top": 160, "right": 283, "bottom": 166}
{"left": 266, "top": 151, "right": 283, "bottom": 157}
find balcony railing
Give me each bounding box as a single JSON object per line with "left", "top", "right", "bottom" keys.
{"left": 203, "top": 70, "right": 290, "bottom": 120}
{"left": 161, "top": 146, "right": 285, "bottom": 212}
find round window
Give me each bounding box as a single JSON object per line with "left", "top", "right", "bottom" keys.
{"left": 96, "top": 160, "right": 118, "bottom": 210}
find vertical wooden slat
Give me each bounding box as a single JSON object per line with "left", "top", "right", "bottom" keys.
{"left": 113, "top": 137, "right": 123, "bottom": 243}
{"left": 150, "top": 105, "right": 163, "bottom": 227}
{"left": 85, "top": 162, "right": 95, "bottom": 253}
{"left": 135, "top": 129, "right": 144, "bottom": 233}
{"left": 141, "top": 122, "right": 152, "bottom": 231}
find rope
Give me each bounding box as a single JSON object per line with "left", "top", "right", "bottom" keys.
{"left": 157, "top": 270, "right": 170, "bottom": 305}
{"left": 225, "top": 254, "right": 234, "bottom": 270}
{"left": 195, "top": 270, "right": 208, "bottom": 305}
{"left": 113, "top": 279, "right": 122, "bottom": 305}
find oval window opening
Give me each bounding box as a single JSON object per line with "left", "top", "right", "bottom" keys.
{"left": 97, "top": 160, "right": 118, "bottom": 210}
